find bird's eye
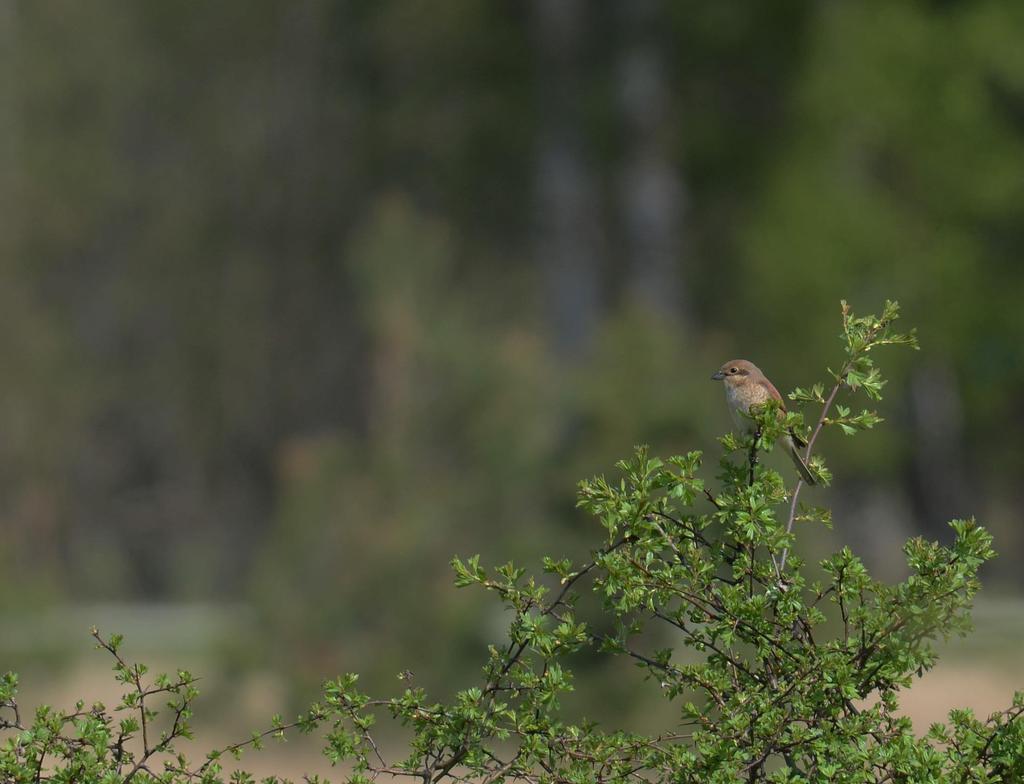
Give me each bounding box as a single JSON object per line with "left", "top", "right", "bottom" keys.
{"left": 729, "top": 367, "right": 738, "bottom": 374}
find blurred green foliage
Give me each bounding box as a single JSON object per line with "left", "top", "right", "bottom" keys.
{"left": 1, "top": 0, "right": 1023, "bottom": 709}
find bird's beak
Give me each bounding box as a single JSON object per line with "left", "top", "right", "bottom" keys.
{"left": 711, "top": 371, "right": 725, "bottom": 381}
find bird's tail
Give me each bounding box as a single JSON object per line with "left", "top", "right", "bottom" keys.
{"left": 785, "top": 435, "right": 816, "bottom": 485}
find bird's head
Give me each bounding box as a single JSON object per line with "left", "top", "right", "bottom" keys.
{"left": 711, "top": 359, "right": 760, "bottom": 387}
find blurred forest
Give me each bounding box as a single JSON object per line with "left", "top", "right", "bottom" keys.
{"left": 3, "top": 0, "right": 1024, "bottom": 722}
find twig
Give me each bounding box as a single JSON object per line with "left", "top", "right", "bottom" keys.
{"left": 779, "top": 376, "right": 844, "bottom": 572}
{"left": 0, "top": 698, "right": 21, "bottom": 731}
{"left": 481, "top": 751, "right": 522, "bottom": 784}
{"left": 972, "top": 704, "right": 1024, "bottom": 783}
{"left": 748, "top": 427, "right": 761, "bottom": 487}
{"left": 91, "top": 629, "right": 158, "bottom": 783}
{"left": 703, "top": 488, "right": 722, "bottom": 509}
{"left": 430, "top": 535, "right": 634, "bottom": 783}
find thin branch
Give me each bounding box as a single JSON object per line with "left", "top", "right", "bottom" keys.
{"left": 431, "top": 536, "right": 634, "bottom": 783}
{"left": 703, "top": 487, "right": 722, "bottom": 509}
{"left": 748, "top": 427, "right": 761, "bottom": 488}
{"left": 973, "top": 704, "right": 1024, "bottom": 783}
{"left": 0, "top": 699, "right": 22, "bottom": 731}
{"left": 480, "top": 750, "right": 522, "bottom": 784}
{"left": 779, "top": 374, "right": 844, "bottom": 572}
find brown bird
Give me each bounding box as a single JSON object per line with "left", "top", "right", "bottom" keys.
{"left": 711, "top": 359, "right": 816, "bottom": 485}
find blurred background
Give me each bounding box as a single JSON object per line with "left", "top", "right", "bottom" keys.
{"left": 3, "top": 0, "right": 1024, "bottom": 773}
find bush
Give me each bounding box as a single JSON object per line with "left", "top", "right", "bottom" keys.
{"left": 2, "top": 300, "right": 1022, "bottom": 783}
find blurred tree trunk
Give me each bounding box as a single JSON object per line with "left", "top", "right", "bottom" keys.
{"left": 616, "top": 0, "right": 689, "bottom": 324}
{"left": 219, "top": 0, "right": 339, "bottom": 591}
{"left": 533, "top": 0, "right": 603, "bottom": 360}
{"left": 908, "top": 361, "right": 971, "bottom": 539}
{"left": 0, "top": 0, "right": 17, "bottom": 254}
{"left": 271, "top": 0, "right": 337, "bottom": 432}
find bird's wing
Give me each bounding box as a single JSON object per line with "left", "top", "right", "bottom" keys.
{"left": 757, "top": 377, "right": 806, "bottom": 445}
{"left": 756, "top": 378, "right": 786, "bottom": 409}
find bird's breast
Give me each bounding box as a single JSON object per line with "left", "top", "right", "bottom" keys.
{"left": 724, "top": 383, "right": 768, "bottom": 432}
